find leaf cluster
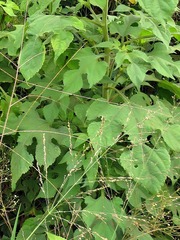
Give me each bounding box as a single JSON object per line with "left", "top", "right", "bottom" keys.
{"left": 0, "top": 0, "right": 180, "bottom": 239}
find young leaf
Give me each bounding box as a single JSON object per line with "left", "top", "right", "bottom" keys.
{"left": 120, "top": 145, "right": 171, "bottom": 194}
{"left": 19, "top": 37, "right": 45, "bottom": 81}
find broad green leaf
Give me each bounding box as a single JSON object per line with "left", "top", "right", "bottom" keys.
{"left": 87, "top": 100, "right": 171, "bottom": 144}
{"left": 162, "top": 124, "right": 180, "bottom": 152}
{"left": 75, "top": 47, "right": 108, "bottom": 87}
{"left": 37, "top": 0, "right": 54, "bottom": 11}
{"left": 7, "top": 25, "right": 24, "bottom": 56}
{"left": 120, "top": 145, "right": 171, "bottom": 194}
{"left": 6, "top": 0, "right": 19, "bottom": 10}
{"left": 19, "top": 37, "right": 45, "bottom": 81}
{"left": 1, "top": 1, "right": 19, "bottom": 16}
{"left": 1, "top": 6, "right": 16, "bottom": 16}
{"left": 47, "top": 232, "right": 66, "bottom": 240}
{"left": 82, "top": 195, "right": 123, "bottom": 227}
{"left": 127, "top": 63, "right": 146, "bottom": 89}
{"left": 11, "top": 142, "right": 34, "bottom": 191}
{"left": 10, "top": 105, "right": 63, "bottom": 189}
{"left": 43, "top": 102, "right": 60, "bottom": 125}
{"left": 115, "top": 50, "right": 126, "bottom": 68}
{"left": 51, "top": 31, "right": 74, "bottom": 62}
{"left": 138, "top": 0, "right": 178, "bottom": 22}
{"left": 73, "top": 133, "right": 88, "bottom": 148}
{"left": 86, "top": 100, "right": 118, "bottom": 121}
{"left": 35, "top": 132, "right": 61, "bottom": 167}
{"left": 148, "top": 43, "right": 175, "bottom": 78}
{"left": 61, "top": 151, "right": 83, "bottom": 171}
{"left": 82, "top": 195, "right": 125, "bottom": 239}
{"left": 63, "top": 69, "right": 83, "bottom": 93}
{"left": 90, "top": 0, "right": 106, "bottom": 10}
{"left": 140, "top": 15, "right": 171, "bottom": 48}
{"left": 16, "top": 216, "right": 45, "bottom": 240}
{"left": 109, "top": 15, "right": 139, "bottom": 37}
{"left": 74, "top": 103, "right": 90, "bottom": 122}
{"left": 27, "top": 15, "right": 84, "bottom": 36}
{"left": 87, "top": 120, "right": 121, "bottom": 151}
{"left": 0, "top": 60, "right": 15, "bottom": 83}
{"left": 92, "top": 222, "right": 116, "bottom": 240}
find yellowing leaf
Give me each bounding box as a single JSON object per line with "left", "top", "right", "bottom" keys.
{"left": 129, "top": 0, "right": 137, "bottom": 4}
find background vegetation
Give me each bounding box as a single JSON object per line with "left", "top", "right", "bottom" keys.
{"left": 0, "top": 0, "right": 180, "bottom": 239}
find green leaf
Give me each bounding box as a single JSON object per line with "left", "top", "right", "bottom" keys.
{"left": 138, "top": 0, "right": 178, "bottom": 22}
{"left": 120, "top": 145, "right": 171, "bottom": 194}
{"left": 51, "top": 31, "right": 74, "bottom": 62}
{"left": 162, "top": 124, "right": 180, "bottom": 152}
{"left": 148, "top": 43, "right": 174, "bottom": 78}
{"left": 82, "top": 195, "right": 124, "bottom": 239}
{"left": 47, "top": 232, "right": 66, "bottom": 240}
{"left": 43, "top": 102, "right": 60, "bottom": 125}
{"left": 11, "top": 143, "right": 34, "bottom": 191}
{"left": 35, "top": 132, "right": 61, "bottom": 167}
{"left": 16, "top": 216, "right": 45, "bottom": 240}
{"left": 1, "top": 0, "right": 19, "bottom": 16}
{"left": 87, "top": 120, "right": 121, "bottom": 151}
{"left": 115, "top": 50, "right": 126, "bottom": 68}
{"left": 27, "top": 14, "right": 84, "bottom": 36}
{"left": 7, "top": 25, "right": 24, "bottom": 56}
{"left": 140, "top": 15, "right": 171, "bottom": 48}
{"left": 19, "top": 37, "right": 45, "bottom": 81}
{"left": 115, "top": 4, "right": 131, "bottom": 12}
{"left": 158, "top": 80, "right": 180, "bottom": 98}
{"left": 10, "top": 106, "right": 62, "bottom": 190}
{"left": 36, "top": 164, "right": 67, "bottom": 199}
{"left": 127, "top": 63, "right": 146, "bottom": 89}
{"left": 63, "top": 69, "right": 83, "bottom": 93}
{"left": 90, "top": 0, "right": 106, "bottom": 10}
{"left": 75, "top": 47, "right": 108, "bottom": 87}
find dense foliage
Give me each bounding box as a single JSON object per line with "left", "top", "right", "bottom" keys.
{"left": 0, "top": 0, "right": 180, "bottom": 239}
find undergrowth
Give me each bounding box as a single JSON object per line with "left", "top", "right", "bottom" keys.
{"left": 0, "top": 0, "right": 180, "bottom": 239}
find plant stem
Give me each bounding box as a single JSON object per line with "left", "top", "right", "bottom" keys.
{"left": 102, "top": 0, "right": 110, "bottom": 100}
